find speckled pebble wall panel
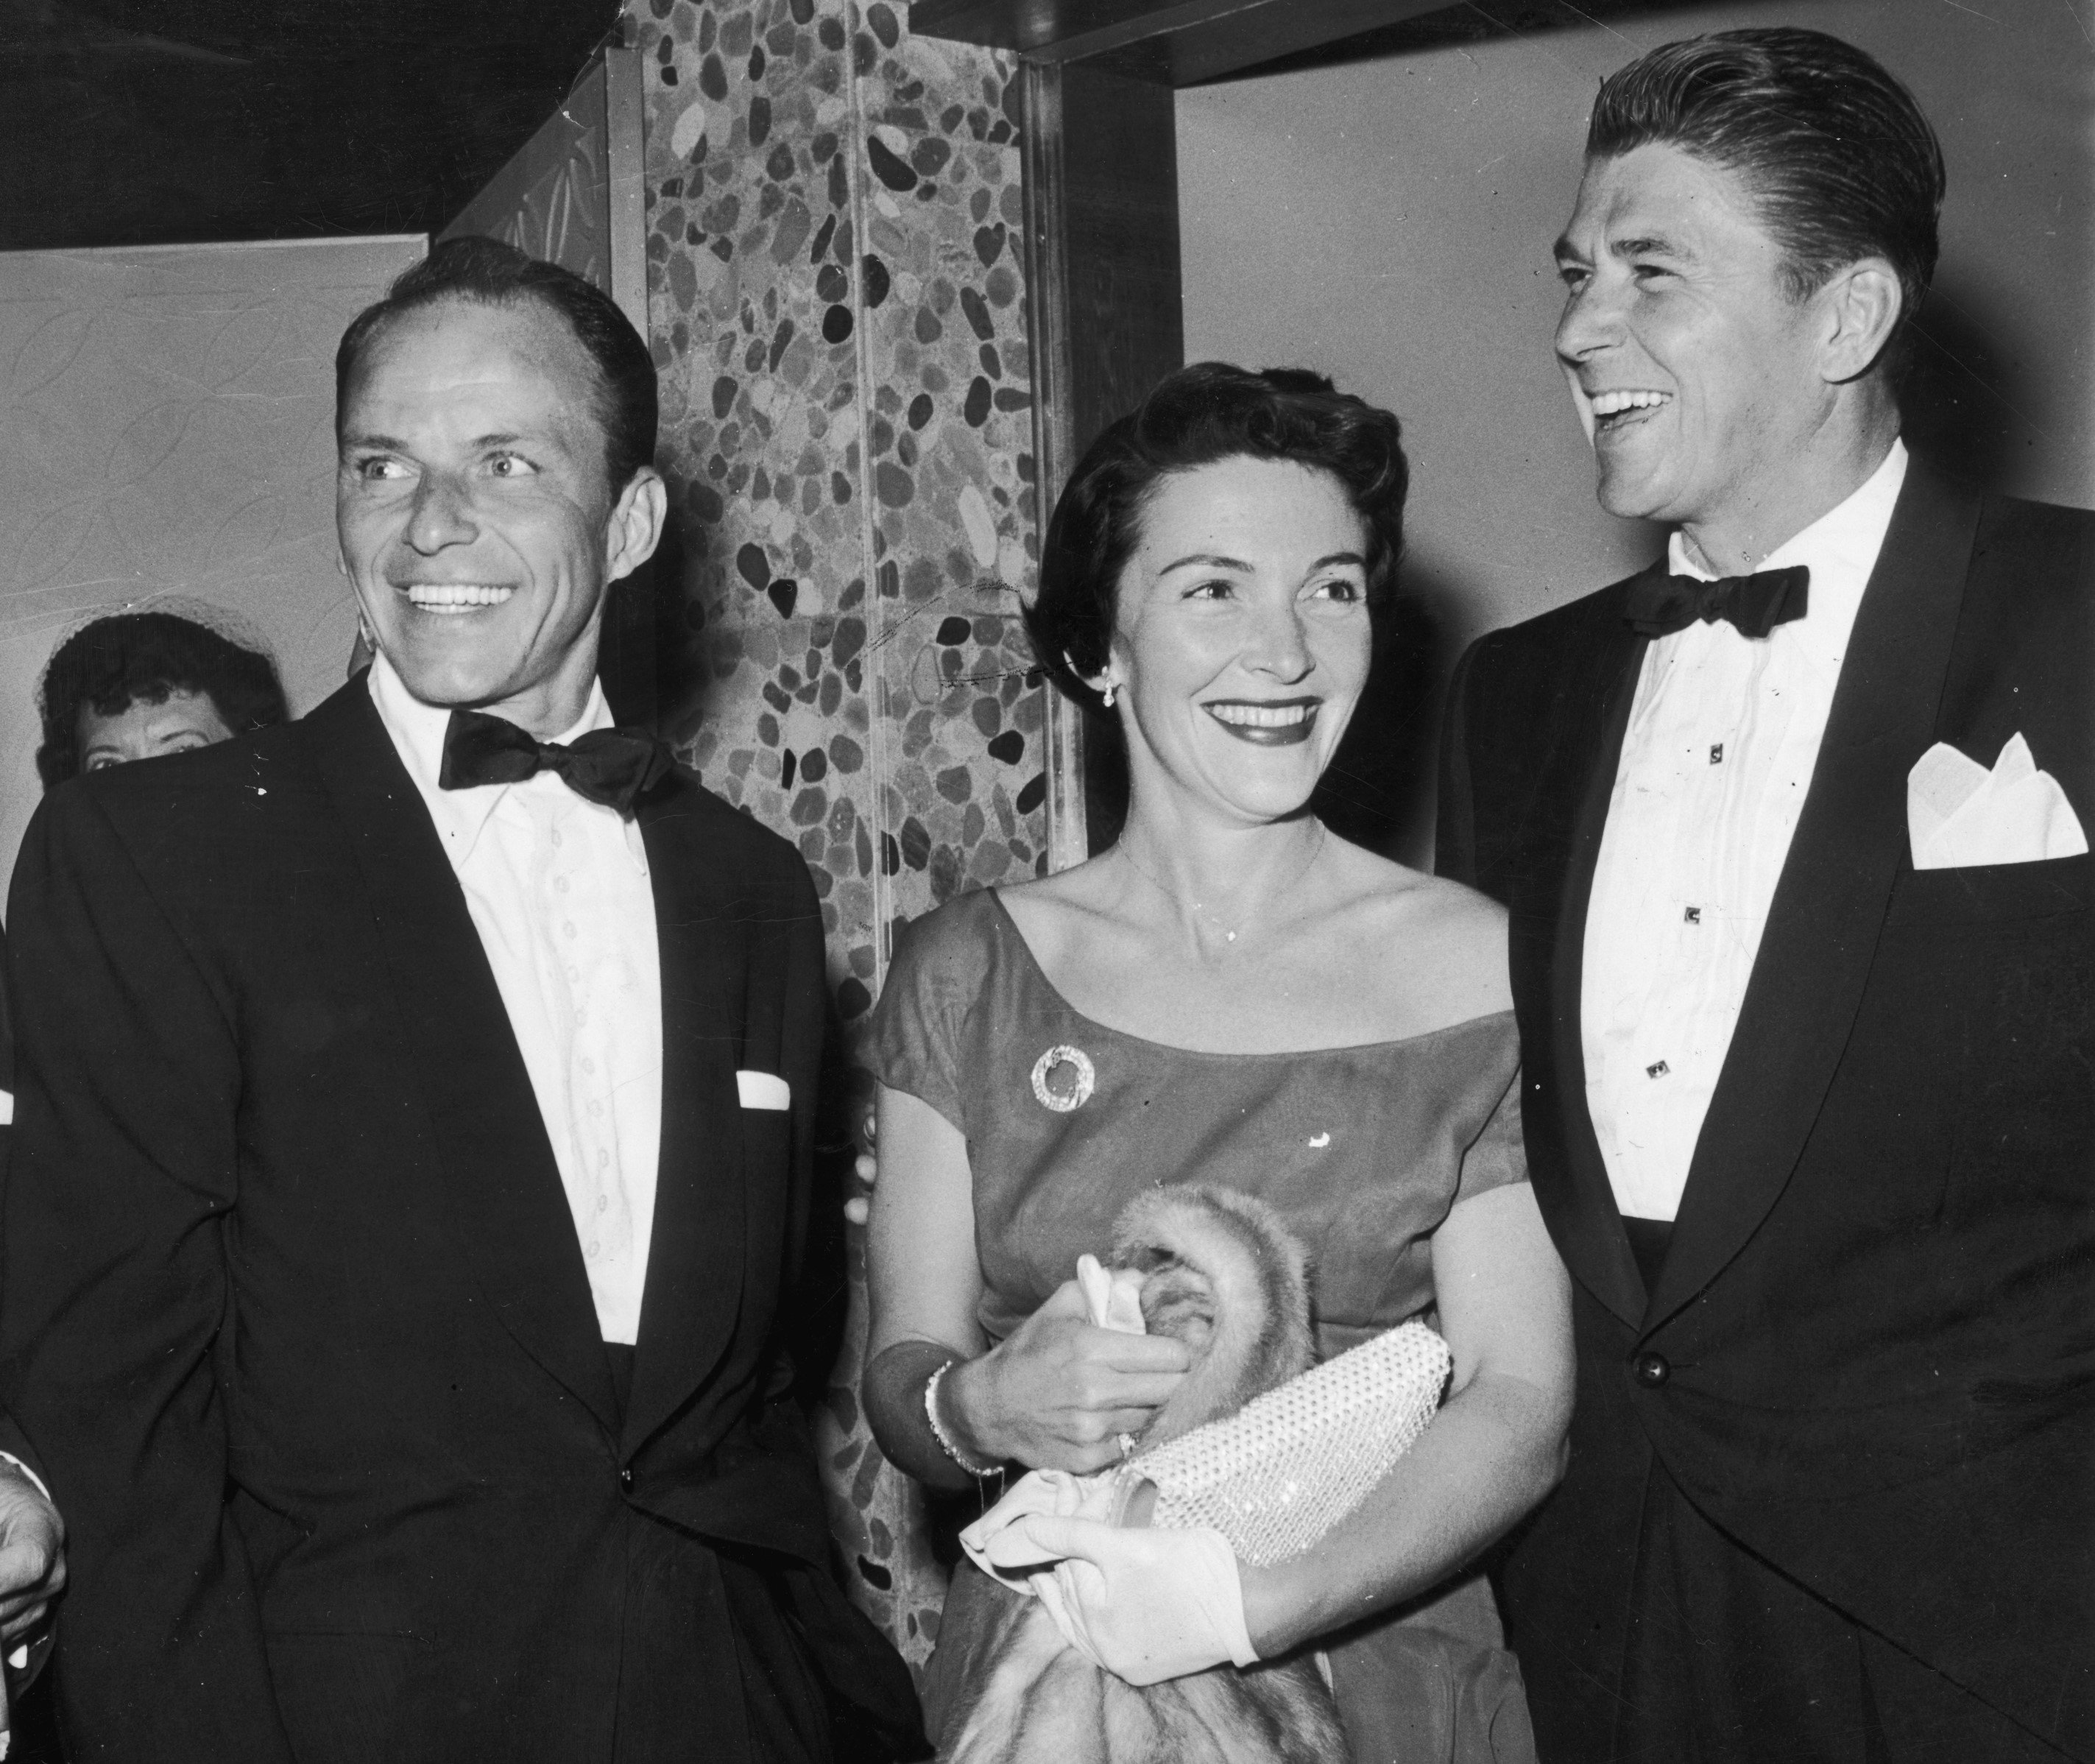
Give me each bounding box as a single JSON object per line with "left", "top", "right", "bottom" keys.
{"left": 626, "top": 0, "right": 1044, "bottom": 1669}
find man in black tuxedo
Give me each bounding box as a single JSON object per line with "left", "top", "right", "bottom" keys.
{"left": 1438, "top": 29, "right": 2091, "bottom": 1764}
{"left": 0, "top": 943, "right": 66, "bottom": 1760}
{"left": 0, "top": 239, "right": 920, "bottom": 1763}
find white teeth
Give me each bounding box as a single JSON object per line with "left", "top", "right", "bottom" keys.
{"left": 405, "top": 585, "right": 514, "bottom": 614}
{"left": 1208, "top": 702, "right": 1314, "bottom": 728}
{"left": 1589, "top": 389, "right": 1670, "bottom": 417}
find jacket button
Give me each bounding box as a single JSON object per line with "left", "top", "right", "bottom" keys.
{"left": 619, "top": 1467, "right": 635, "bottom": 1492}
{"left": 1633, "top": 1352, "right": 1670, "bottom": 1388}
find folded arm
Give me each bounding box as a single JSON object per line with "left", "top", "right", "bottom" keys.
{"left": 862, "top": 1087, "right": 1187, "bottom": 1487}
{"left": 1237, "top": 1180, "right": 1572, "bottom": 1655}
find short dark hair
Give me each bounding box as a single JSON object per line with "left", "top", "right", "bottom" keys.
{"left": 1027, "top": 363, "right": 1409, "bottom": 715}
{"left": 1589, "top": 28, "right": 1944, "bottom": 339}
{"left": 38, "top": 610, "right": 291, "bottom": 790}
{"left": 335, "top": 236, "right": 658, "bottom": 496}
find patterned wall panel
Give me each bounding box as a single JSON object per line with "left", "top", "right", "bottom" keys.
{"left": 445, "top": 64, "right": 614, "bottom": 295}
{"left": 626, "top": 0, "right": 1042, "bottom": 1668}
{"left": 0, "top": 235, "right": 427, "bottom": 906}
{"left": 440, "top": 51, "right": 651, "bottom": 345}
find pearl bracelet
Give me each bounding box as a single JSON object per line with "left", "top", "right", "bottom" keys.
{"left": 924, "top": 1358, "right": 1001, "bottom": 1479}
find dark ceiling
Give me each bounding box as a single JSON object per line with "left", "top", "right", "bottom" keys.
{"left": 0, "top": 0, "right": 623, "bottom": 252}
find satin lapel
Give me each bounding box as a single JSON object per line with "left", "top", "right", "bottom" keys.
{"left": 307, "top": 682, "right": 620, "bottom": 1434}
{"left": 1650, "top": 461, "right": 1982, "bottom": 1327}
{"left": 1527, "top": 577, "right": 1658, "bottom": 1330}
{"left": 623, "top": 784, "right": 749, "bottom": 1456}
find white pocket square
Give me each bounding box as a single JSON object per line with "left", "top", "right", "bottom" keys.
{"left": 1907, "top": 732, "right": 2088, "bottom": 870}
{"left": 735, "top": 1070, "right": 791, "bottom": 1110}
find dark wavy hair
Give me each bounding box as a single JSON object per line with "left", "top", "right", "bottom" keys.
{"left": 1027, "top": 364, "right": 1409, "bottom": 716}
{"left": 335, "top": 236, "right": 658, "bottom": 497}
{"left": 1589, "top": 28, "right": 1944, "bottom": 347}
{"left": 37, "top": 611, "right": 289, "bottom": 790}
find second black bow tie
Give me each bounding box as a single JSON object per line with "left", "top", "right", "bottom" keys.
{"left": 439, "top": 710, "right": 673, "bottom": 817}
{"left": 1622, "top": 564, "right": 1809, "bottom": 639}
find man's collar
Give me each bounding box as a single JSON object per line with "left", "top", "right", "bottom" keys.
{"left": 367, "top": 652, "right": 614, "bottom": 864}
{"left": 1668, "top": 439, "right": 1909, "bottom": 589}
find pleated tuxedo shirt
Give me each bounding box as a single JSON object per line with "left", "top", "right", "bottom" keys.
{"left": 370, "top": 655, "right": 663, "bottom": 1343}
{"left": 1581, "top": 442, "right": 1907, "bottom": 1222}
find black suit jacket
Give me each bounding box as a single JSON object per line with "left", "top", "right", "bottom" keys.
{"left": 1438, "top": 459, "right": 2094, "bottom": 1759}
{"left": 0, "top": 932, "right": 41, "bottom": 1486}
{"left": 0, "top": 678, "right": 918, "bottom": 1763}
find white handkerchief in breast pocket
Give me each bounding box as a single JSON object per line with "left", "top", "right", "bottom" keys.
{"left": 1908, "top": 733, "right": 2088, "bottom": 869}
{"left": 736, "top": 1069, "right": 791, "bottom": 1110}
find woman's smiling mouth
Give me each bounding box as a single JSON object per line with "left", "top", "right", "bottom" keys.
{"left": 1203, "top": 698, "right": 1321, "bottom": 747}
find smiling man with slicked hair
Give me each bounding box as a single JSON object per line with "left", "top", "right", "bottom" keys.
{"left": 1438, "top": 29, "right": 2093, "bottom": 1764}
{"left": 0, "top": 237, "right": 922, "bottom": 1764}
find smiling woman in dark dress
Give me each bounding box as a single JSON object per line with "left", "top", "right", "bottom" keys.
{"left": 861, "top": 364, "right": 1574, "bottom": 1763}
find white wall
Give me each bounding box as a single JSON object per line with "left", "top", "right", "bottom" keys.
{"left": 1179, "top": 0, "right": 2095, "bottom": 668}
{"left": 0, "top": 234, "right": 426, "bottom": 903}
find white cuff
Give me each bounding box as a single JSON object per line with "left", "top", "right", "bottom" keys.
{"left": 0, "top": 1453, "right": 49, "bottom": 1506}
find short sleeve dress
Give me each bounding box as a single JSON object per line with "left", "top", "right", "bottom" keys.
{"left": 866, "top": 888, "right": 1539, "bottom": 1764}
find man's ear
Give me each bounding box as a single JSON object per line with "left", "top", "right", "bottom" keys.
{"left": 1819, "top": 259, "right": 1903, "bottom": 385}
{"left": 605, "top": 468, "right": 668, "bottom": 584}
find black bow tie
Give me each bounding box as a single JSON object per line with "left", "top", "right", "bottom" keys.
{"left": 1622, "top": 564, "right": 1810, "bottom": 639}
{"left": 439, "top": 709, "right": 672, "bottom": 817}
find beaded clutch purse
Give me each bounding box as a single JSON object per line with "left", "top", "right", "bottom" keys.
{"left": 1136, "top": 1320, "right": 1452, "bottom": 1566}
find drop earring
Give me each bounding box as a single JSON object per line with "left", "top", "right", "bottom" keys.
{"left": 1101, "top": 682, "right": 1118, "bottom": 709}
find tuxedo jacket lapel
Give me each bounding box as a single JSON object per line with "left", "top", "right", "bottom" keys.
{"left": 623, "top": 787, "right": 749, "bottom": 1457}
{"left": 1650, "top": 460, "right": 1983, "bottom": 1325}
{"left": 1519, "top": 574, "right": 1660, "bottom": 1330}
{"left": 306, "top": 682, "right": 621, "bottom": 1436}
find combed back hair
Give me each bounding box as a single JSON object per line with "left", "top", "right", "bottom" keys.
{"left": 1588, "top": 28, "right": 1945, "bottom": 336}
{"left": 334, "top": 236, "right": 658, "bottom": 496}
{"left": 37, "top": 610, "right": 290, "bottom": 790}
{"left": 1027, "top": 363, "right": 1408, "bottom": 715}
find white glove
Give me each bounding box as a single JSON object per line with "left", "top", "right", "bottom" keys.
{"left": 1074, "top": 1253, "right": 1147, "bottom": 1335}
{"left": 961, "top": 1465, "right": 1134, "bottom": 1593}
{"left": 1005, "top": 1513, "right": 1257, "bottom": 1687}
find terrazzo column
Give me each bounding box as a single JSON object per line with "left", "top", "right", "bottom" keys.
{"left": 626, "top": 0, "right": 1046, "bottom": 1670}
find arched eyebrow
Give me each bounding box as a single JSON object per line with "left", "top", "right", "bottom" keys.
{"left": 1554, "top": 230, "right": 1692, "bottom": 266}
{"left": 1158, "top": 553, "right": 1252, "bottom": 575}
{"left": 1159, "top": 551, "right": 1367, "bottom": 575}
{"left": 339, "top": 429, "right": 538, "bottom": 453}
{"left": 1610, "top": 232, "right": 1691, "bottom": 264}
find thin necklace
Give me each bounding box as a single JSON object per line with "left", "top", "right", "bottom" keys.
{"left": 1114, "top": 824, "right": 1328, "bottom": 946}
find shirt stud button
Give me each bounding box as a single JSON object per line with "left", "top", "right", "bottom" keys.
{"left": 1709, "top": 744, "right": 1725, "bottom": 764}
{"left": 1646, "top": 1059, "right": 1670, "bottom": 1079}
{"left": 1633, "top": 1352, "right": 1671, "bottom": 1388}
{"left": 1684, "top": 906, "right": 1701, "bottom": 924}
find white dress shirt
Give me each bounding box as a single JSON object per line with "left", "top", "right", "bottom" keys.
{"left": 370, "top": 655, "right": 663, "bottom": 1343}
{"left": 1581, "top": 442, "right": 1908, "bottom": 1223}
